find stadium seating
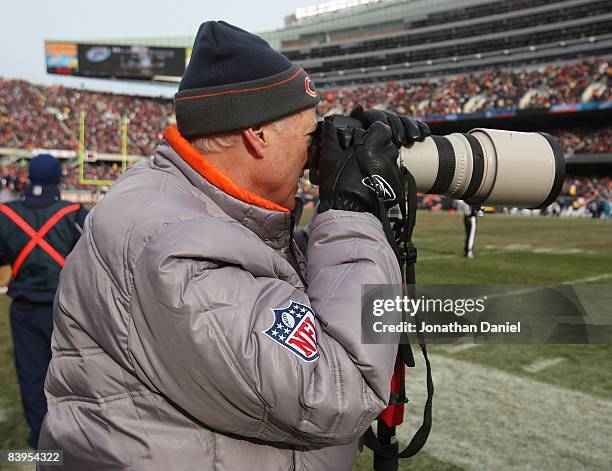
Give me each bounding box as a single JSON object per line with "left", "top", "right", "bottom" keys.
{"left": 555, "top": 176, "right": 612, "bottom": 218}
{"left": 556, "top": 127, "right": 612, "bottom": 155}
{"left": 1, "top": 59, "right": 609, "bottom": 156}
{"left": 1, "top": 57, "right": 610, "bottom": 215}
{"left": 0, "top": 79, "right": 173, "bottom": 156}
{"left": 0, "top": 161, "right": 121, "bottom": 192}
{"left": 317, "top": 59, "right": 610, "bottom": 117}
{"left": 1, "top": 160, "right": 608, "bottom": 218}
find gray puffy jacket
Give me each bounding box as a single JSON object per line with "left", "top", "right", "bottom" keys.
{"left": 39, "top": 127, "right": 401, "bottom": 470}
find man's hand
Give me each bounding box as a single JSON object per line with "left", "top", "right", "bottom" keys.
{"left": 317, "top": 120, "right": 404, "bottom": 214}
{"left": 349, "top": 105, "right": 430, "bottom": 148}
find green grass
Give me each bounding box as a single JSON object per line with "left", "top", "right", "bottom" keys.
{"left": 300, "top": 209, "right": 612, "bottom": 284}
{"left": 408, "top": 212, "right": 612, "bottom": 402}
{"left": 342, "top": 211, "right": 611, "bottom": 470}
{"left": 1, "top": 211, "right": 611, "bottom": 470}
{"left": 413, "top": 212, "right": 612, "bottom": 283}
{"left": 0, "top": 295, "right": 32, "bottom": 471}
{"left": 437, "top": 344, "right": 612, "bottom": 400}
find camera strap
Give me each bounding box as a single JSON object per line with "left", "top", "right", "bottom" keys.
{"left": 363, "top": 169, "right": 434, "bottom": 464}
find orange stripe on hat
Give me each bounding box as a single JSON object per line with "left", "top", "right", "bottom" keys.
{"left": 163, "top": 125, "right": 289, "bottom": 213}
{"left": 175, "top": 67, "right": 304, "bottom": 102}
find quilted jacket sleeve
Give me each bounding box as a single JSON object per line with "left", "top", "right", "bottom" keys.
{"left": 128, "top": 209, "right": 401, "bottom": 447}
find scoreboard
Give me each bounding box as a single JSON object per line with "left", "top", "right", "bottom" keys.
{"left": 45, "top": 42, "right": 78, "bottom": 75}
{"left": 45, "top": 41, "right": 187, "bottom": 81}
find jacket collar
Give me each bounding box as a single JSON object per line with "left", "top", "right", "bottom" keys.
{"left": 23, "top": 184, "right": 61, "bottom": 209}
{"left": 155, "top": 126, "right": 296, "bottom": 251}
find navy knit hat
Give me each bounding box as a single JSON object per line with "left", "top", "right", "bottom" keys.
{"left": 175, "top": 21, "right": 320, "bottom": 138}
{"left": 29, "top": 154, "right": 62, "bottom": 186}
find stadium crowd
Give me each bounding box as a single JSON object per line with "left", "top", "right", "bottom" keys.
{"left": 1, "top": 55, "right": 610, "bottom": 216}
{"left": 1, "top": 161, "right": 609, "bottom": 218}
{"left": 552, "top": 175, "right": 612, "bottom": 218}
{"left": 0, "top": 161, "right": 123, "bottom": 193}
{"left": 1, "top": 79, "right": 173, "bottom": 156}
{"left": 1, "top": 59, "right": 610, "bottom": 156}
{"left": 555, "top": 127, "right": 612, "bottom": 155}
{"left": 318, "top": 59, "right": 610, "bottom": 117}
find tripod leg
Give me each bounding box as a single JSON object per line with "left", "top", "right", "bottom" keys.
{"left": 373, "top": 422, "right": 399, "bottom": 471}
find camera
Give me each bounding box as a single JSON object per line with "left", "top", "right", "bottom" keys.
{"left": 309, "top": 114, "right": 565, "bottom": 209}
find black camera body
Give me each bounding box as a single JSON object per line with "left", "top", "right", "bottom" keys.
{"left": 308, "top": 114, "right": 364, "bottom": 185}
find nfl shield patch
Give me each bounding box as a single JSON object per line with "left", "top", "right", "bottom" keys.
{"left": 263, "top": 301, "right": 319, "bottom": 362}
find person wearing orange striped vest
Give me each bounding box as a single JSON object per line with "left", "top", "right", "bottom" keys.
{"left": 0, "top": 154, "right": 87, "bottom": 448}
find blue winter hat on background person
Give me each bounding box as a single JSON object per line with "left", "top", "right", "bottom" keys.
{"left": 175, "top": 21, "right": 320, "bottom": 138}
{"left": 28, "top": 154, "right": 62, "bottom": 186}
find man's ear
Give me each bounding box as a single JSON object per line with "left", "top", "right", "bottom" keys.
{"left": 243, "top": 126, "right": 266, "bottom": 158}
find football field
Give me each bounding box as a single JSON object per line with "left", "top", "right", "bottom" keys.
{"left": 1, "top": 211, "right": 610, "bottom": 470}
{"left": 352, "top": 211, "right": 612, "bottom": 470}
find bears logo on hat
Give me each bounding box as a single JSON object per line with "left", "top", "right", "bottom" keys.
{"left": 305, "top": 77, "right": 318, "bottom": 98}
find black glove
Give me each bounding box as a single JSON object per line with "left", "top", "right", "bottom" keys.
{"left": 317, "top": 119, "right": 404, "bottom": 215}
{"left": 349, "top": 104, "right": 430, "bottom": 148}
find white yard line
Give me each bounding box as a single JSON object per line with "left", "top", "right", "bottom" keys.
{"left": 522, "top": 357, "right": 565, "bottom": 373}
{"left": 400, "top": 354, "right": 612, "bottom": 470}
{"left": 442, "top": 342, "right": 482, "bottom": 354}
{"left": 419, "top": 250, "right": 506, "bottom": 261}
{"left": 569, "top": 273, "right": 612, "bottom": 283}
{"left": 417, "top": 254, "right": 458, "bottom": 261}
{"left": 475, "top": 272, "right": 612, "bottom": 302}
{"left": 419, "top": 240, "right": 611, "bottom": 262}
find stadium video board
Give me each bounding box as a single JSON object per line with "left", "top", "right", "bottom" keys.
{"left": 45, "top": 41, "right": 79, "bottom": 75}
{"left": 76, "top": 44, "right": 186, "bottom": 79}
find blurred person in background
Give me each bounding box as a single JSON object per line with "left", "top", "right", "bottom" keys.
{"left": 0, "top": 154, "right": 87, "bottom": 448}
{"left": 456, "top": 199, "right": 477, "bottom": 258}
{"left": 0, "top": 176, "right": 18, "bottom": 203}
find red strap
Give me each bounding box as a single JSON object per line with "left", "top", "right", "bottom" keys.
{"left": 377, "top": 356, "right": 406, "bottom": 428}
{"left": 0, "top": 204, "right": 80, "bottom": 276}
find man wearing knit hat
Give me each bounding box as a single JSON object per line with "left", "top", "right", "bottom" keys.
{"left": 39, "top": 22, "right": 428, "bottom": 470}
{"left": 0, "top": 154, "right": 87, "bottom": 448}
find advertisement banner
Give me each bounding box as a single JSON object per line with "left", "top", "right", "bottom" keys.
{"left": 76, "top": 44, "right": 185, "bottom": 79}
{"left": 45, "top": 41, "right": 78, "bottom": 75}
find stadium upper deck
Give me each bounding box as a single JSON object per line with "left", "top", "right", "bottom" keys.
{"left": 58, "top": 0, "right": 611, "bottom": 87}
{"left": 270, "top": 0, "right": 612, "bottom": 86}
